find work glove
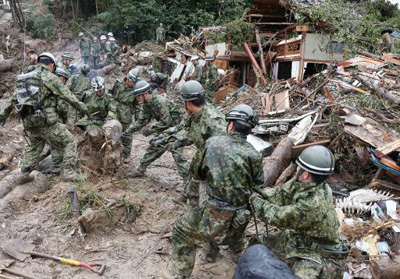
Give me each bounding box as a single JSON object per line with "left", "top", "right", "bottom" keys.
{"left": 142, "top": 128, "right": 151, "bottom": 137}
{"left": 249, "top": 192, "right": 263, "bottom": 210}
{"left": 150, "top": 135, "right": 167, "bottom": 147}
{"left": 0, "top": 116, "right": 6, "bottom": 127}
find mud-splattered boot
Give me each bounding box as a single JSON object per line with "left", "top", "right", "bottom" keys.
{"left": 127, "top": 165, "right": 146, "bottom": 178}
{"left": 204, "top": 243, "right": 220, "bottom": 263}
{"left": 62, "top": 166, "right": 83, "bottom": 182}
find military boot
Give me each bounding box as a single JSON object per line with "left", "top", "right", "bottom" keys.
{"left": 204, "top": 243, "right": 220, "bottom": 263}
{"left": 62, "top": 166, "right": 82, "bottom": 182}
{"left": 127, "top": 165, "right": 146, "bottom": 178}
{"left": 15, "top": 167, "right": 34, "bottom": 185}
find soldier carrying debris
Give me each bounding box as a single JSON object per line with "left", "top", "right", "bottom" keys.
{"left": 108, "top": 68, "right": 141, "bottom": 162}
{"left": 250, "top": 145, "right": 349, "bottom": 279}
{"left": 170, "top": 104, "right": 264, "bottom": 279}
{"left": 0, "top": 52, "right": 88, "bottom": 181}
{"left": 122, "top": 80, "right": 187, "bottom": 178}
{"left": 78, "top": 32, "right": 91, "bottom": 64}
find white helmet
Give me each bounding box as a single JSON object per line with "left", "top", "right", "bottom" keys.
{"left": 38, "top": 52, "right": 57, "bottom": 65}
{"left": 107, "top": 32, "right": 113, "bottom": 37}
{"left": 78, "top": 32, "right": 84, "bottom": 37}
{"left": 100, "top": 35, "right": 107, "bottom": 40}
{"left": 109, "top": 37, "right": 116, "bottom": 42}
{"left": 91, "top": 76, "right": 105, "bottom": 91}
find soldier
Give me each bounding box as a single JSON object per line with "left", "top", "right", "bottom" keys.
{"left": 66, "top": 64, "right": 92, "bottom": 126}
{"left": 107, "top": 32, "right": 114, "bottom": 41}
{"left": 91, "top": 37, "right": 101, "bottom": 69}
{"left": 0, "top": 52, "right": 88, "bottom": 181}
{"left": 109, "top": 68, "right": 141, "bottom": 161}
{"left": 122, "top": 80, "right": 187, "bottom": 179}
{"left": 250, "top": 145, "right": 349, "bottom": 279}
{"left": 149, "top": 70, "right": 169, "bottom": 95}
{"left": 76, "top": 76, "right": 117, "bottom": 129}
{"left": 99, "top": 35, "right": 109, "bottom": 59}
{"left": 78, "top": 32, "right": 91, "bottom": 64}
{"left": 60, "top": 53, "right": 74, "bottom": 74}
{"left": 25, "top": 50, "right": 38, "bottom": 72}
{"left": 170, "top": 104, "right": 263, "bottom": 279}
{"left": 108, "top": 37, "right": 121, "bottom": 65}
{"left": 204, "top": 56, "right": 219, "bottom": 103}
{"left": 156, "top": 23, "right": 166, "bottom": 44}
{"left": 191, "top": 56, "right": 204, "bottom": 83}
{"left": 54, "top": 67, "right": 71, "bottom": 124}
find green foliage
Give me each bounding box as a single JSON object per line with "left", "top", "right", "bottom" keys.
{"left": 25, "top": 10, "right": 55, "bottom": 41}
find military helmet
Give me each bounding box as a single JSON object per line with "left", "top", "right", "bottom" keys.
{"left": 55, "top": 67, "right": 70, "bottom": 79}
{"left": 133, "top": 80, "right": 151, "bottom": 97}
{"left": 109, "top": 37, "right": 116, "bottom": 42}
{"left": 127, "top": 68, "right": 140, "bottom": 82}
{"left": 108, "top": 32, "right": 113, "bottom": 37}
{"left": 61, "top": 53, "right": 74, "bottom": 61}
{"left": 100, "top": 35, "right": 107, "bottom": 40}
{"left": 296, "top": 145, "right": 335, "bottom": 176}
{"left": 91, "top": 76, "right": 105, "bottom": 91}
{"left": 38, "top": 52, "right": 57, "bottom": 66}
{"left": 93, "top": 37, "right": 98, "bottom": 41}
{"left": 148, "top": 70, "right": 156, "bottom": 79}
{"left": 81, "top": 64, "right": 91, "bottom": 74}
{"left": 180, "top": 80, "right": 205, "bottom": 101}
{"left": 78, "top": 32, "right": 84, "bottom": 37}
{"left": 226, "top": 104, "right": 259, "bottom": 128}
{"left": 204, "top": 55, "right": 214, "bottom": 61}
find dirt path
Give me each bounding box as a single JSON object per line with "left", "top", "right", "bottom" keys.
{"left": 0, "top": 126, "right": 238, "bottom": 279}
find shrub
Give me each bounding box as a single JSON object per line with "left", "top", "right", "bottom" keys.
{"left": 25, "top": 11, "right": 55, "bottom": 41}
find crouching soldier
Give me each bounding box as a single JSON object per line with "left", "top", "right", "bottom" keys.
{"left": 250, "top": 145, "right": 349, "bottom": 279}
{"left": 170, "top": 104, "right": 264, "bottom": 279}
{"left": 0, "top": 52, "right": 88, "bottom": 181}
{"left": 122, "top": 80, "right": 187, "bottom": 179}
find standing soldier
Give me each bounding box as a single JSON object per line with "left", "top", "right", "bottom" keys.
{"left": 108, "top": 37, "right": 121, "bottom": 65}
{"left": 170, "top": 104, "right": 263, "bottom": 279}
{"left": 76, "top": 76, "right": 117, "bottom": 130}
{"left": 204, "top": 56, "right": 220, "bottom": 103}
{"left": 91, "top": 37, "right": 101, "bottom": 69}
{"left": 109, "top": 68, "right": 141, "bottom": 162}
{"left": 78, "top": 32, "right": 91, "bottom": 64}
{"left": 66, "top": 64, "right": 92, "bottom": 126}
{"left": 250, "top": 145, "right": 349, "bottom": 279}
{"left": 54, "top": 67, "right": 71, "bottom": 124}
{"left": 0, "top": 52, "right": 88, "bottom": 181}
{"left": 122, "top": 80, "right": 187, "bottom": 179}
{"left": 99, "top": 35, "right": 109, "bottom": 61}
{"left": 156, "top": 23, "right": 166, "bottom": 45}
{"left": 191, "top": 56, "right": 204, "bottom": 83}
{"left": 59, "top": 53, "right": 74, "bottom": 74}
{"left": 149, "top": 70, "right": 169, "bottom": 95}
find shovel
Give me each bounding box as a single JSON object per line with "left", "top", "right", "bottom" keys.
{"left": 0, "top": 259, "right": 38, "bottom": 279}
{"left": 1, "top": 240, "right": 106, "bottom": 275}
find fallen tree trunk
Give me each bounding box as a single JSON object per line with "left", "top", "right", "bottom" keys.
{"left": 354, "top": 74, "right": 400, "bottom": 104}
{"left": 370, "top": 256, "right": 400, "bottom": 279}
{"left": 263, "top": 137, "right": 294, "bottom": 188}
{"left": 0, "top": 59, "right": 14, "bottom": 72}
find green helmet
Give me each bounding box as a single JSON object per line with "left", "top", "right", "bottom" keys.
{"left": 180, "top": 80, "right": 205, "bottom": 101}
{"left": 133, "top": 80, "right": 150, "bottom": 97}
{"left": 225, "top": 104, "right": 259, "bottom": 128}
{"left": 55, "top": 67, "right": 70, "bottom": 79}
{"left": 91, "top": 76, "right": 105, "bottom": 91}
{"left": 296, "top": 145, "right": 335, "bottom": 175}
{"left": 127, "top": 68, "right": 140, "bottom": 82}
{"left": 81, "top": 64, "right": 91, "bottom": 74}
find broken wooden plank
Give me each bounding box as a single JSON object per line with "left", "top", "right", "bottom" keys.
{"left": 381, "top": 53, "right": 400, "bottom": 66}
{"left": 274, "top": 90, "right": 290, "bottom": 111}
{"left": 353, "top": 74, "right": 400, "bottom": 104}
{"left": 255, "top": 29, "right": 266, "bottom": 75}
{"left": 377, "top": 139, "right": 400, "bottom": 155}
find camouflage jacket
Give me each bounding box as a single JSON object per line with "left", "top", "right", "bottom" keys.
{"left": 251, "top": 180, "right": 341, "bottom": 260}
{"left": 205, "top": 64, "right": 219, "bottom": 92}
{"left": 190, "top": 132, "right": 264, "bottom": 207}
{"left": 174, "top": 104, "right": 226, "bottom": 149}
{"left": 194, "top": 64, "right": 205, "bottom": 84}
{"left": 150, "top": 73, "right": 169, "bottom": 93}
{"left": 58, "top": 62, "right": 71, "bottom": 75}
{"left": 125, "top": 93, "right": 180, "bottom": 135}
{"left": 76, "top": 91, "right": 117, "bottom": 127}
{"left": 108, "top": 79, "right": 140, "bottom": 124}
{"left": 0, "top": 65, "right": 87, "bottom": 129}
{"left": 66, "top": 74, "right": 91, "bottom": 101}
{"left": 92, "top": 42, "right": 102, "bottom": 57}
{"left": 79, "top": 38, "right": 91, "bottom": 57}
{"left": 100, "top": 43, "right": 110, "bottom": 55}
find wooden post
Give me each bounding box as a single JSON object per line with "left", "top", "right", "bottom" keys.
{"left": 243, "top": 42, "right": 267, "bottom": 85}
{"left": 255, "top": 29, "right": 267, "bottom": 75}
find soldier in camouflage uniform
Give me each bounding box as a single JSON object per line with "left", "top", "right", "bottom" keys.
{"left": 250, "top": 145, "right": 349, "bottom": 279}
{"left": 78, "top": 32, "right": 91, "bottom": 64}
{"left": 54, "top": 67, "right": 71, "bottom": 124}
{"left": 0, "top": 52, "right": 88, "bottom": 181}
{"left": 99, "top": 35, "right": 109, "bottom": 61}
{"left": 156, "top": 23, "right": 166, "bottom": 44}
{"left": 171, "top": 104, "right": 263, "bottom": 279}
{"left": 191, "top": 57, "right": 204, "bottom": 83}
{"left": 76, "top": 76, "right": 117, "bottom": 129}
{"left": 107, "top": 37, "right": 121, "bottom": 65}
{"left": 66, "top": 64, "right": 92, "bottom": 126}
{"left": 109, "top": 68, "right": 141, "bottom": 161}
{"left": 122, "top": 80, "right": 187, "bottom": 178}
{"left": 149, "top": 70, "right": 169, "bottom": 95}
{"left": 203, "top": 56, "right": 219, "bottom": 103}
{"left": 91, "top": 37, "right": 102, "bottom": 69}
{"left": 59, "top": 53, "right": 74, "bottom": 75}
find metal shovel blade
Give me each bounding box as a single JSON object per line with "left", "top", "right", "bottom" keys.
{"left": 0, "top": 240, "right": 35, "bottom": 262}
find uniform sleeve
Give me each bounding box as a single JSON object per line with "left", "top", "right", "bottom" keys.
{"left": 251, "top": 194, "right": 313, "bottom": 230}
{"left": 173, "top": 118, "right": 192, "bottom": 147}
{"left": 107, "top": 96, "right": 117, "bottom": 120}
{"left": 0, "top": 91, "right": 17, "bottom": 120}
{"left": 189, "top": 144, "right": 207, "bottom": 180}
{"left": 149, "top": 99, "right": 173, "bottom": 134}
{"left": 125, "top": 108, "right": 151, "bottom": 135}
{"left": 44, "top": 75, "right": 88, "bottom": 113}
{"left": 251, "top": 156, "right": 265, "bottom": 193}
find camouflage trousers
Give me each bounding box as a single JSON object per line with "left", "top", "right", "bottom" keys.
{"left": 263, "top": 232, "right": 346, "bottom": 279}
{"left": 172, "top": 200, "right": 247, "bottom": 278}
{"left": 139, "top": 144, "right": 188, "bottom": 179}
{"left": 121, "top": 123, "right": 133, "bottom": 159}
{"left": 23, "top": 122, "right": 78, "bottom": 173}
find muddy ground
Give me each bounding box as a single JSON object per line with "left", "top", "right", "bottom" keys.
{"left": 0, "top": 116, "right": 246, "bottom": 279}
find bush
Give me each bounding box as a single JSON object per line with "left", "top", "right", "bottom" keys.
{"left": 25, "top": 11, "right": 55, "bottom": 41}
